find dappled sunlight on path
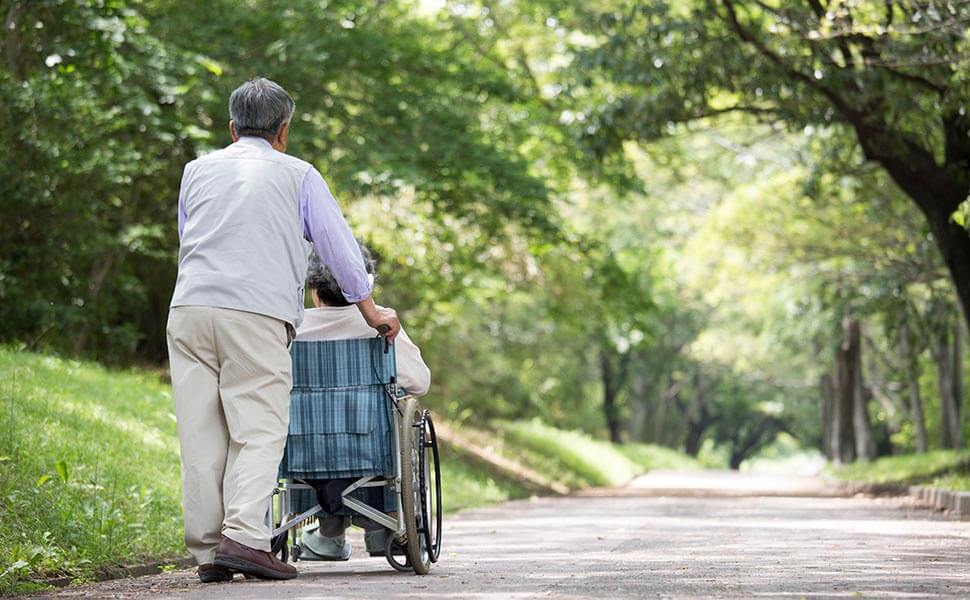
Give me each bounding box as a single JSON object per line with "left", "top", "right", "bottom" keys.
{"left": 39, "top": 471, "right": 970, "bottom": 599}
{"left": 610, "top": 468, "right": 843, "bottom": 497}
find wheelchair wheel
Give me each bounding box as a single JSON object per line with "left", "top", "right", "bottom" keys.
{"left": 398, "top": 396, "right": 432, "bottom": 574}
{"left": 384, "top": 531, "right": 412, "bottom": 573}
{"left": 418, "top": 410, "right": 442, "bottom": 563}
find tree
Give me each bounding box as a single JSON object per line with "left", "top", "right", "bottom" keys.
{"left": 0, "top": 0, "right": 561, "bottom": 360}
{"left": 562, "top": 0, "right": 970, "bottom": 331}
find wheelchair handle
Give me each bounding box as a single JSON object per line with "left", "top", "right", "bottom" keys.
{"left": 376, "top": 324, "right": 391, "bottom": 354}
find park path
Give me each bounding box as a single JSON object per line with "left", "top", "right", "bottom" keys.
{"left": 34, "top": 471, "right": 970, "bottom": 599}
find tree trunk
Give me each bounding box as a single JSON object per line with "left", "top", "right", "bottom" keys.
{"left": 923, "top": 205, "right": 970, "bottom": 339}
{"left": 819, "top": 370, "right": 835, "bottom": 459}
{"left": 653, "top": 382, "right": 671, "bottom": 446}
{"left": 909, "top": 376, "right": 929, "bottom": 453}
{"left": 848, "top": 319, "right": 875, "bottom": 461}
{"left": 954, "top": 319, "right": 964, "bottom": 428}
{"left": 683, "top": 423, "right": 705, "bottom": 457}
{"left": 600, "top": 351, "right": 622, "bottom": 444}
{"left": 934, "top": 319, "right": 964, "bottom": 450}
{"left": 728, "top": 418, "right": 777, "bottom": 470}
{"left": 900, "top": 322, "right": 928, "bottom": 453}
{"left": 627, "top": 367, "right": 649, "bottom": 442}
{"left": 4, "top": 1, "right": 26, "bottom": 82}
{"left": 853, "top": 123, "right": 970, "bottom": 337}
{"left": 72, "top": 252, "right": 120, "bottom": 355}
{"left": 681, "top": 370, "right": 711, "bottom": 457}
{"left": 833, "top": 316, "right": 857, "bottom": 464}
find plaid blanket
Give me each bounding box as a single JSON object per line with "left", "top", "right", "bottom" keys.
{"left": 279, "top": 338, "right": 397, "bottom": 481}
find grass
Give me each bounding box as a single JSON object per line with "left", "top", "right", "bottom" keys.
{"left": 438, "top": 451, "right": 528, "bottom": 511}
{"left": 828, "top": 450, "right": 970, "bottom": 486}
{"left": 494, "top": 419, "right": 703, "bottom": 488}
{"left": 931, "top": 474, "right": 970, "bottom": 491}
{"left": 0, "top": 347, "right": 185, "bottom": 594}
{"left": 615, "top": 441, "right": 708, "bottom": 472}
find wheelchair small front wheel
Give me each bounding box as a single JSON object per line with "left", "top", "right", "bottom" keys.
{"left": 399, "top": 396, "right": 432, "bottom": 574}
{"left": 384, "top": 532, "right": 412, "bottom": 572}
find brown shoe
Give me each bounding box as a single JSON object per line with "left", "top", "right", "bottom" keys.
{"left": 198, "top": 563, "right": 233, "bottom": 583}
{"left": 213, "top": 535, "right": 297, "bottom": 580}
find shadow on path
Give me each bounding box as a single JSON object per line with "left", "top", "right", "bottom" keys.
{"left": 33, "top": 470, "right": 970, "bottom": 599}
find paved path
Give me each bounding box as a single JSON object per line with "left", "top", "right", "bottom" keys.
{"left": 35, "top": 471, "right": 970, "bottom": 599}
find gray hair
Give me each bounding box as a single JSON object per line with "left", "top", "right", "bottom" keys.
{"left": 307, "top": 240, "right": 376, "bottom": 307}
{"left": 228, "top": 77, "right": 295, "bottom": 142}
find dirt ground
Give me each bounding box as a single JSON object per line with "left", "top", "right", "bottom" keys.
{"left": 30, "top": 471, "right": 970, "bottom": 599}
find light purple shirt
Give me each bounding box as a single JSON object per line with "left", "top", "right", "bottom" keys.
{"left": 177, "top": 137, "right": 372, "bottom": 304}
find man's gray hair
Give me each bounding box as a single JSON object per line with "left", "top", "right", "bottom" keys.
{"left": 229, "top": 77, "right": 295, "bottom": 142}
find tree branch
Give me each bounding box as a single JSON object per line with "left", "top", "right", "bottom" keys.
{"left": 721, "top": 0, "right": 858, "bottom": 119}
{"left": 806, "top": 0, "right": 827, "bottom": 19}
{"left": 5, "top": 0, "right": 24, "bottom": 82}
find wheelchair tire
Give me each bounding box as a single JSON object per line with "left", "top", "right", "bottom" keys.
{"left": 418, "top": 410, "right": 442, "bottom": 563}
{"left": 399, "top": 396, "right": 432, "bottom": 574}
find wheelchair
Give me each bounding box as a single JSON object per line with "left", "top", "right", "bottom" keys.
{"left": 269, "top": 335, "right": 442, "bottom": 574}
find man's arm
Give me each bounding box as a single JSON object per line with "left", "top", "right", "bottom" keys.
{"left": 301, "top": 167, "right": 401, "bottom": 340}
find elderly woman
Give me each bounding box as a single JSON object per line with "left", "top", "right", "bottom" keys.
{"left": 296, "top": 242, "right": 430, "bottom": 560}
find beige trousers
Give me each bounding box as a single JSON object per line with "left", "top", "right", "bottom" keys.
{"left": 166, "top": 306, "right": 292, "bottom": 565}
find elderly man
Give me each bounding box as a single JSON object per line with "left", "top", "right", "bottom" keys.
{"left": 166, "top": 77, "right": 400, "bottom": 583}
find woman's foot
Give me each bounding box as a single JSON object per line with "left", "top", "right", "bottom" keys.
{"left": 300, "top": 529, "right": 352, "bottom": 561}
{"left": 364, "top": 529, "right": 389, "bottom": 557}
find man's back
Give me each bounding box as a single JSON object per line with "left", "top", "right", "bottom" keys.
{"left": 171, "top": 137, "right": 312, "bottom": 327}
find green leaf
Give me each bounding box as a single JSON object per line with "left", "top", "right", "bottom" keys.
{"left": 952, "top": 208, "right": 966, "bottom": 227}
{"left": 196, "top": 56, "right": 223, "bottom": 77}
{"left": 54, "top": 461, "right": 69, "bottom": 483}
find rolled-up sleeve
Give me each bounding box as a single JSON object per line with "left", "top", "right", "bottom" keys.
{"left": 300, "top": 167, "right": 374, "bottom": 303}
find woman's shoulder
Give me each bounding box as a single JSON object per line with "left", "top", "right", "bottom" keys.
{"left": 297, "top": 306, "right": 374, "bottom": 340}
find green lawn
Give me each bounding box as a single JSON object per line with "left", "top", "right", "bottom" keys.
{"left": 494, "top": 419, "right": 703, "bottom": 488}
{"left": 828, "top": 450, "right": 970, "bottom": 486}
{"left": 931, "top": 473, "right": 970, "bottom": 491}
{"left": 0, "top": 348, "right": 185, "bottom": 593}
{"left": 438, "top": 451, "right": 528, "bottom": 510}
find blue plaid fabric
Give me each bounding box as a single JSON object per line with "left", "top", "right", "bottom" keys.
{"left": 279, "top": 338, "right": 397, "bottom": 481}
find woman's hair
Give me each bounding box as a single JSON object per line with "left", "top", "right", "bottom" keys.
{"left": 307, "top": 240, "right": 376, "bottom": 306}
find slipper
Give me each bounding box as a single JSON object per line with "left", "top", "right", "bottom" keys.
{"left": 300, "top": 529, "right": 351, "bottom": 561}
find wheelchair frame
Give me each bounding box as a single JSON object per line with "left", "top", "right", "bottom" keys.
{"left": 269, "top": 343, "right": 441, "bottom": 575}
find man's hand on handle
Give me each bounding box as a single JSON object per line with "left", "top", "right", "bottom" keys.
{"left": 356, "top": 297, "right": 401, "bottom": 342}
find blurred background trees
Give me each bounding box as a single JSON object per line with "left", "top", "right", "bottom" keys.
{"left": 2, "top": 0, "right": 968, "bottom": 466}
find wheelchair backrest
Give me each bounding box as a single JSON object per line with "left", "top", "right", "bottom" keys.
{"left": 290, "top": 338, "right": 397, "bottom": 390}
{"left": 282, "top": 338, "right": 398, "bottom": 479}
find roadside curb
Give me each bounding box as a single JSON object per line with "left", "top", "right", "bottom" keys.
{"left": 907, "top": 485, "right": 970, "bottom": 519}
{"left": 34, "top": 557, "right": 194, "bottom": 589}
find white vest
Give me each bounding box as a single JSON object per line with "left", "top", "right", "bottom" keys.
{"left": 170, "top": 137, "right": 313, "bottom": 327}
